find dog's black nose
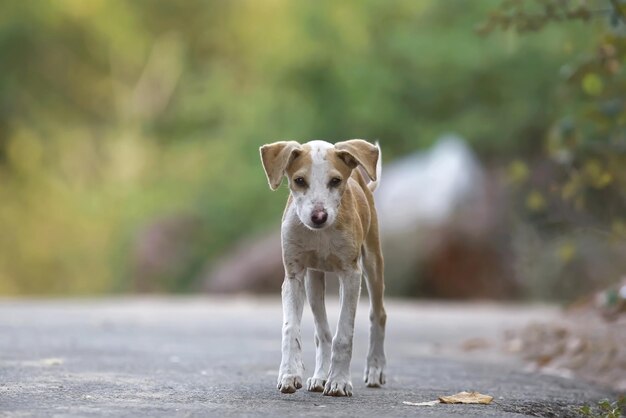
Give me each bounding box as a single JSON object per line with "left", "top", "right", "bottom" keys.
{"left": 311, "top": 210, "right": 328, "bottom": 226}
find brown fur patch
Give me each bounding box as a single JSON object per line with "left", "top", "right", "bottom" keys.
{"left": 285, "top": 144, "right": 313, "bottom": 180}
{"left": 259, "top": 141, "right": 302, "bottom": 190}
{"left": 326, "top": 148, "right": 355, "bottom": 182}
{"left": 335, "top": 139, "right": 379, "bottom": 181}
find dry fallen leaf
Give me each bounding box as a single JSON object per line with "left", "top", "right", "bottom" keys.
{"left": 439, "top": 391, "right": 493, "bottom": 404}
{"left": 403, "top": 400, "right": 440, "bottom": 406}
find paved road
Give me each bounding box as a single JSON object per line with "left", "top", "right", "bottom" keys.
{"left": 0, "top": 297, "right": 616, "bottom": 417}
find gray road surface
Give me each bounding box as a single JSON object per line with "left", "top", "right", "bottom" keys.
{"left": 0, "top": 297, "right": 617, "bottom": 417}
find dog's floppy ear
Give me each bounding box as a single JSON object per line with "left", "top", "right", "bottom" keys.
{"left": 335, "top": 139, "right": 379, "bottom": 181}
{"left": 259, "top": 141, "right": 302, "bottom": 190}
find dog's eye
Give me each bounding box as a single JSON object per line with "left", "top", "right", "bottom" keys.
{"left": 329, "top": 177, "right": 342, "bottom": 187}
{"left": 294, "top": 177, "right": 306, "bottom": 187}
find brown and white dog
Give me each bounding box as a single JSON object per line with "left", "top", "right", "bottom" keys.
{"left": 259, "top": 139, "right": 386, "bottom": 397}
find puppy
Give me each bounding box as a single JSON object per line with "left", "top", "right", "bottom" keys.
{"left": 259, "top": 139, "right": 386, "bottom": 397}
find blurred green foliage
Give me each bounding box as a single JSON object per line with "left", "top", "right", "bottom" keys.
{"left": 579, "top": 396, "right": 625, "bottom": 418}
{"left": 0, "top": 0, "right": 615, "bottom": 295}
{"left": 487, "top": 0, "right": 626, "bottom": 299}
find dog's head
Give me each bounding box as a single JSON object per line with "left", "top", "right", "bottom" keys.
{"left": 260, "top": 139, "right": 379, "bottom": 230}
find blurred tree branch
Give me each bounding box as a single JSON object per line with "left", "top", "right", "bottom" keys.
{"left": 477, "top": 0, "right": 626, "bottom": 34}
{"left": 609, "top": 0, "right": 626, "bottom": 22}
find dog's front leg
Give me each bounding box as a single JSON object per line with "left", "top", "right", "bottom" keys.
{"left": 324, "top": 269, "right": 362, "bottom": 397}
{"left": 277, "top": 272, "right": 306, "bottom": 393}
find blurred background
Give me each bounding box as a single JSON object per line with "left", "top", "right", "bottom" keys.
{"left": 1, "top": 0, "right": 625, "bottom": 303}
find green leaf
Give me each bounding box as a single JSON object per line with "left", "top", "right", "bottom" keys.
{"left": 582, "top": 73, "right": 604, "bottom": 96}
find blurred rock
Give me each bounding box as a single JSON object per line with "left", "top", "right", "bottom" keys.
{"left": 201, "top": 136, "right": 516, "bottom": 298}
{"left": 376, "top": 135, "right": 515, "bottom": 298}
{"left": 202, "top": 231, "right": 284, "bottom": 293}
{"left": 377, "top": 136, "right": 486, "bottom": 235}
{"left": 132, "top": 214, "right": 206, "bottom": 292}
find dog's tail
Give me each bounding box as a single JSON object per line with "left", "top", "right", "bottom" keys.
{"left": 368, "top": 141, "right": 382, "bottom": 192}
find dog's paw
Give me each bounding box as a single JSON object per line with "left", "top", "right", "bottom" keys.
{"left": 323, "top": 377, "right": 352, "bottom": 397}
{"left": 306, "top": 377, "right": 326, "bottom": 392}
{"left": 364, "top": 365, "right": 386, "bottom": 388}
{"left": 277, "top": 374, "right": 302, "bottom": 394}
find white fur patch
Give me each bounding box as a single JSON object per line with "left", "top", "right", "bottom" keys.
{"left": 291, "top": 141, "right": 342, "bottom": 231}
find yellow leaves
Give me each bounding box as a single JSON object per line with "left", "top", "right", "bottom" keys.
{"left": 507, "top": 160, "right": 529, "bottom": 184}
{"left": 557, "top": 242, "right": 576, "bottom": 263}
{"left": 505, "top": 156, "right": 615, "bottom": 216}
{"left": 505, "top": 156, "right": 615, "bottom": 217}
{"left": 526, "top": 190, "right": 546, "bottom": 212}
{"left": 583, "top": 159, "right": 612, "bottom": 189}
{"left": 582, "top": 73, "right": 604, "bottom": 96}
{"left": 559, "top": 159, "right": 612, "bottom": 213}
{"left": 611, "top": 220, "right": 626, "bottom": 239}
{"left": 507, "top": 160, "right": 548, "bottom": 213}
{"left": 561, "top": 176, "right": 581, "bottom": 201}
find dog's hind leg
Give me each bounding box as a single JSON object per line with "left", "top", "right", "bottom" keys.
{"left": 305, "top": 269, "right": 332, "bottom": 392}
{"left": 362, "top": 240, "right": 387, "bottom": 387}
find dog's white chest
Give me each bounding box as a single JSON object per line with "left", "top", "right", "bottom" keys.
{"left": 282, "top": 219, "right": 355, "bottom": 273}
